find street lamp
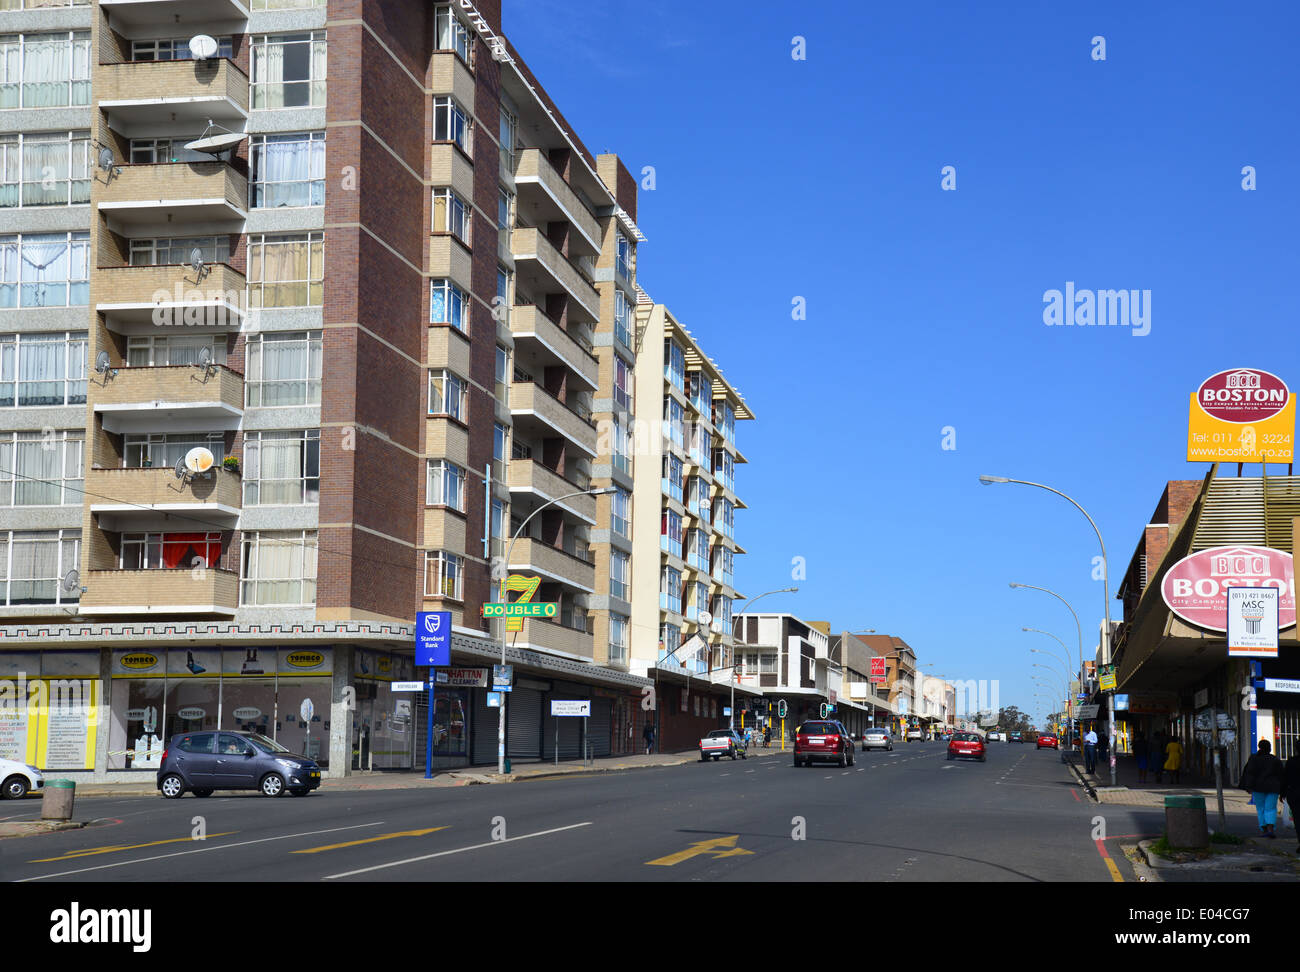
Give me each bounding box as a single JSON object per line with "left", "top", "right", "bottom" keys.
{"left": 496, "top": 486, "right": 616, "bottom": 775}
{"left": 731, "top": 587, "right": 797, "bottom": 730}
{"left": 1010, "top": 583, "right": 1084, "bottom": 694}
{"left": 981, "top": 475, "right": 1115, "bottom": 785}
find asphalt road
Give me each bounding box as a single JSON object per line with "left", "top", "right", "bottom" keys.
{"left": 0, "top": 741, "right": 1160, "bottom": 882}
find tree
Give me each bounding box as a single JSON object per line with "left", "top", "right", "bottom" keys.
{"left": 996, "top": 706, "right": 1032, "bottom": 732}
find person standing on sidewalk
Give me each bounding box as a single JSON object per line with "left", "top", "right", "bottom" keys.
{"left": 1133, "top": 731, "right": 1150, "bottom": 785}
{"left": 1153, "top": 731, "right": 1167, "bottom": 783}
{"left": 1284, "top": 754, "right": 1300, "bottom": 853}
{"left": 642, "top": 721, "right": 655, "bottom": 755}
{"left": 1163, "top": 735, "right": 1184, "bottom": 784}
{"left": 1084, "top": 725, "right": 1098, "bottom": 774}
{"left": 1097, "top": 728, "right": 1109, "bottom": 769}
{"left": 1238, "top": 739, "right": 1286, "bottom": 838}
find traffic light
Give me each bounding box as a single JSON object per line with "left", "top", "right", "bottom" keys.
{"left": 819, "top": 703, "right": 829, "bottom": 719}
{"left": 777, "top": 700, "right": 787, "bottom": 719}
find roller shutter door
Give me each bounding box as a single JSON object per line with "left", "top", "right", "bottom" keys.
{"left": 472, "top": 690, "right": 498, "bottom": 765}
{"left": 586, "top": 699, "right": 612, "bottom": 757}
{"left": 507, "top": 687, "right": 543, "bottom": 762}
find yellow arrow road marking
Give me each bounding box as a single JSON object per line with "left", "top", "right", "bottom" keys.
{"left": 30, "top": 833, "right": 238, "bottom": 863}
{"left": 646, "top": 834, "right": 754, "bottom": 866}
{"left": 292, "top": 827, "right": 448, "bottom": 854}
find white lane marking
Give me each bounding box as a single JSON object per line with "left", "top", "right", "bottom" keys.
{"left": 857, "top": 768, "right": 865, "bottom": 773}
{"left": 745, "top": 770, "right": 755, "bottom": 774}
{"left": 323, "top": 822, "right": 593, "bottom": 881}
{"left": 942, "top": 765, "right": 954, "bottom": 770}
{"left": 840, "top": 772, "right": 850, "bottom": 776}
{"left": 17, "top": 821, "right": 387, "bottom": 882}
{"left": 824, "top": 776, "right": 833, "bottom": 779}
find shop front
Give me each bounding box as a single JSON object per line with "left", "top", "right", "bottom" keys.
{"left": 0, "top": 650, "right": 101, "bottom": 771}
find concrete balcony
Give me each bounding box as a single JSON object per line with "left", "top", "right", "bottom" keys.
{"left": 79, "top": 568, "right": 239, "bottom": 616}
{"left": 513, "top": 148, "right": 601, "bottom": 257}
{"left": 93, "top": 364, "right": 243, "bottom": 434}
{"left": 95, "top": 263, "right": 245, "bottom": 328}
{"left": 507, "top": 459, "right": 594, "bottom": 524}
{"left": 88, "top": 466, "right": 241, "bottom": 526}
{"left": 510, "top": 227, "right": 599, "bottom": 324}
{"left": 99, "top": 0, "right": 250, "bottom": 27}
{"left": 97, "top": 161, "right": 247, "bottom": 226}
{"left": 509, "top": 381, "right": 596, "bottom": 459}
{"left": 97, "top": 58, "right": 249, "bottom": 126}
{"left": 512, "top": 616, "right": 594, "bottom": 660}
{"left": 507, "top": 538, "right": 595, "bottom": 594}
{"left": 509, "top": 305, "right": 597, "bottom": 392}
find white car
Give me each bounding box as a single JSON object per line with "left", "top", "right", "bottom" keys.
{"left": 987, "top": 731, "right": 1002, "bottom": 742}
{"left": 905, "top": 728, "right": 923, "bottom": 742}
{"left": 1, "top": 756, "right": 44, "bottom": 799}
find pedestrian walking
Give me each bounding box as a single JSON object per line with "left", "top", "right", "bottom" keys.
{"left": 642, "top": 721, "right": 655, "bottom": 755}
{"left": 1097, "top": 728, "right": 1109, "bottom": 770}
{"left": 1083, "top": 725, "right": 1098, "bottom": 774}
{"left": 1238, "top": 739, "right": 1286, "bottom": 839}
{"left": 1133, "top": 731, "right": 1150, "bottom": 785}
{"left": 1163, "top": 735, "right": 1184, "bottom": 784}
{"left": 1284, "top": 755, "right": 1300, "bottom": 853}
{"left": 764, "top": 725, "right": 772, "bottom": 749}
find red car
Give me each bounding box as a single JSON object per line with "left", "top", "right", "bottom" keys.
{"left": 1036, "top": 733, "right": 1059, "bottom": 750}
{"left": 794, "top": 720, "right": 855, "bottom": 767}
{"left": 947, "top": 731, "right": 986, "bottom": 762}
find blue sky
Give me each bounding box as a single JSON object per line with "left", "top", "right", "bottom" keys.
{"left": 506, "top": 1, "right": 1300, "bottom": 725}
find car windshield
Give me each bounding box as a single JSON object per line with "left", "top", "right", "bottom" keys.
{"left": 953, "top": 732, "right": 980, "bottom": 741}
{"left": 707, "top": 730, "right": 733, "bottom": 738}
{"left": 866, "top": 730, "right": 887, "bottom": 735}
{"left": 246, "top": 733, "right": 291, "bottom": 754}
{"left": 799, "top": 722, "right": 838, "bottom": 735}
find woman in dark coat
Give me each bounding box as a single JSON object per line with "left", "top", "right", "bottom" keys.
{"left": 1239, "top": 739, "right": 1286, "bottom": 838}
{"left": 1285, "top": 753, "right": 1300, "bottom": 853}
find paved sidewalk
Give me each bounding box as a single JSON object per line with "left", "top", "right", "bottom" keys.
{"left": 1065, "top": 750, "right": 1257, "bottom": 813}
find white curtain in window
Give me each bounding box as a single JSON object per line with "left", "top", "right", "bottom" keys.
{"left": 10, "top": 533, "right": 57, "bottom": 602}
{"left": 13, "top": 435, "right": 59, "bottom": 504}
{"left": 17, "top": 336, "right": 61, "bottom": 406}
{"left": 260, "top": 435, "right": 302, "bottom": 504}
{"left": 21, "top": 137, "right": 67, "bottom": 205}
{"left": 0, "top": 38, "right": 20, "bottom": 109}
{"left": 0, "top": 240, "right": 17, "bottom": 306}
{"left": 19, "top": 237, "right": 68, "bottom": 307}
{"left": 260, "top": 335, "right": 304, "bottom": 405}
{"left": 255, "top": 136, "right": 322, "bottom": 208}
{"left": 22, "top": 36, "right": 70, "bottom": 108}
{"left": 253, "top": 40, "right": 286, "bottom": 108}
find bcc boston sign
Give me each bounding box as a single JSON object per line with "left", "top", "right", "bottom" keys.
{"left": 1161, "top": 545, "right": 1295, "bottom": 634}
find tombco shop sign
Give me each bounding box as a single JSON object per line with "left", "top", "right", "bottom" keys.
{"left": 1226, "top": 586, "right": 1280, "bottom": 658}
{"left": 1187, "top": 368, "right": 1294, "bottom": 463}
{"left": 1161, "top": 545, "right": 1296, "bottom": 633}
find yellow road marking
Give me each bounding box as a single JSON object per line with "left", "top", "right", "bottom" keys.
{"left": 292, "top": 827, "right": 449, "bottom": 854}
{"left": 646, "top": 834, "right": 754, "bottom": 866}
{"left": 30, "top": 833, "right": 238, "bottom": 863}
{"left": 1103, "top": 856, "right": 1123, "bottom": 882}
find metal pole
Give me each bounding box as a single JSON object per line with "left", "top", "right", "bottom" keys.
{"left": 1211, "top": 706, "right": 1226, "bottom": 832}
{"left": 424, "top": 681, "right": 434, "bottom": 779}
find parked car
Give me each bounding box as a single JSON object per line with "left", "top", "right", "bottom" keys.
{"left": 794, "top": 720, "right": 855, "bottom": 767}
{"left": 860, "top": 727, "right": 893, "bottom": 751}
{"left": 0, "top": 756, "right": 43, "bottom": 799}
{"left": 699, "top": 729, "right": 747, "bottom": 761}
{"left": 157, "top": 730, "right": 321, "bottom": 798}
{"left": 947, "top": 731, "right": 987, "bottom": 762}
{"left": 1036, "top": 733, "right": 1059, "bottom": 750}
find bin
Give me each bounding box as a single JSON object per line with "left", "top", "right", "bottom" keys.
{"left": 1164, "top": 793, "right": 1208, "bottom": 848}
{"left": 503, "top": 758, "right": 511, "bottom": 775}
{"left": 41, "top": 779, "right": 75, "bottom": 821}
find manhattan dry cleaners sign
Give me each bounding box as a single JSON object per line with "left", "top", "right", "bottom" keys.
{"left": 1161, "top": 546, "right": 1295, "bottom": 655}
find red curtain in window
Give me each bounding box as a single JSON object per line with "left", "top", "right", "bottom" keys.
{"left": 162, "top": 534, "right": 220, "bottom": 569}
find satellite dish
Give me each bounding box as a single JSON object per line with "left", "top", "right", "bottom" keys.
{"left": 698, "top": 610, "right": 713, "bottom": 626}
{"left": 184, "top": 132, "right": 245, "bottom": 156}
{"left": 94, "top": 349, "right": 118, "bottom": 381}
{"left": 189, "top": 247, "right": 210, "bottom": 282}
{"left": 197, "top": 346, "right": 213, "bottom": 368}
{"left": 188, "top": 34, "right": 219, "bottom": 60}
{"left": 174, "top": 455, "right": 188, "bottom": 480}
{"left": 184, "top": 447, "right": 215, "bottom": 475}
{"left": 98, "top": 146, "right": 120, "bottom": 184}
{"left": 61, "top": 569, "right": 80, "bottom": 594}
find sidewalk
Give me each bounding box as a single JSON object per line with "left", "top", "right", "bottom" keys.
{"left": 1065, "top": 749, "right": 1256, "bottom": 813}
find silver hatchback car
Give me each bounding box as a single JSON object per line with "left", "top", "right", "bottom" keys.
{"left": 860, "top": 728, "right": 893, "bottom": 751}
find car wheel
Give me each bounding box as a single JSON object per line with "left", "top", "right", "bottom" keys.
{"left": 849, "top": 749, "right": 855, "bottom": 766}
{"left": 980, "top": 755, "right": 987, "bottom": 762}
{"left": 839, "top": 751, "right": 847, "bottom": 768}
{"left": 712, "top": 755, "right": 720, "bottom": 761}
{"left": 159, "top": 773, "right": 185, "bottom": 799}
{"left": 2, "top": 775, "right": 28, "bottom": 800}
{"left": 289, "top": 789, "right": 311, "bottom": 797}
{"left": 192, "top": 788, "right": 213, "bottom": 798}
{"left": 260, "top": 773, "right": 286, "bottom": 797}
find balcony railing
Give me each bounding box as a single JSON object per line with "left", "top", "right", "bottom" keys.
{"left": 97, "top": 58, "right": 249, "bottom": 123}
{"left": 96, "top": 161, "right": 247, "bottom": 225}
{"left": 94, "top": 263, "right": 246, "bottom": 327}
{"left": 79, "top": 567, "right": 239, "bottom": 615}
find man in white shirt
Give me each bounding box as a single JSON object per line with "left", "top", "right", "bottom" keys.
{"left": 1083, "top": 726, "right": 1099, "bottom": 774}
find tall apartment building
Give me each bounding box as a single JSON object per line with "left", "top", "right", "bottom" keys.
{"left": 0, "top": 0, "right": 655, "bottom": 779}
{"left": 629, "top": 302, "right": 755, "bottom": 748}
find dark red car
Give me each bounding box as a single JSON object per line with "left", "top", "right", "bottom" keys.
{"left": 947, "top": 731, "right": 986, "bottom": 762}
{"left": 1036, "top": 733, "right": 1059, "bottom": 750}
{"left": 794, "top": 720, "right": 855, "bottom": 767}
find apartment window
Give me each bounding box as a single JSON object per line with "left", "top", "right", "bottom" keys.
{"left": 250, "top": 32, "right": 327, "bottom": 109}
{"left": 129, "top": 237, "right": 229, "bottom": 268}
{"left": 614, "top": 355, "right": 633, "bottom": 411}
{"left": 250, "top": 0, "right": 325, "bottom": 9}
{"left": 610, "top": 550, "right": 629, "bottom": 601}
{"left": 495, "top": 266, "right": 511, "bottom": 325}
{"left": 686, "top": 528, "right": 709, "bottom": 572}
{"left": 494, "top": 345, "right": 509, "bottom": 402}
{"left": 497, "top": 188, "right": 513, "bottom": 242}
{"left": 0, "top": 331, "right": 86, "bottom": 406}
{"left": 131, "top": 37, "right": 234, "bottom": 61}
{"left": 664, "top": 340, "right": 685, "bottom": 391}
{"left": 432, "top": 188, "right": 471, "bottom": 245}
{"left": 430, "top": 279, "right": 469, "bottom": 332}
{"left": 614, "top": 290, "right": 632, "bottom": 349}
{"left": 712, "top": 594, "right": 733, "bottom": 628}
{"left": 609, "top": 613, "right": 628, "bottom": 664}
{"left": 0, "top": 529, "right": 79, "bottom": 605}
{"left": 243, "top": 430, "right": 320, "bottom": 505}
{"left": 121, "top": 532, "right": 221, "bottom": 570}
{"left": 0, "top": 0, "right": 91, "bottom": 9}
{"left": 491, "top": 497, "right": 507, "bottom": 541}
{"left": 660, "top": 566, "right": 681, "bottom": 614}
{"left": 662, "top": 453, "right": 683, "bottom": 503}
{"left": 686, "top": 371, "right": 709, "bottom": 415}
{"left": 660, "top": 622, "right": 680, "bottom": 664}
{"left": 245, "top": 332, "right": 322, "bottom": 406}
{"left": 660, "top": 508, "right": 682, "bottom": 558}
{"left": 426, "top": 459, "right": 466, "bottom": 512}
{"left": 127, "top": 137, "right": 207, "bottom": 165}
{"left": 241, "top": 530, "right": 318, "bottom": 606}
{"left": 663, "top": 396, "right": 684, "bottom": 448}
{"left": 716, "top": 497, "right": 735, "bottom": 539}
{"left": 721, "top": 547, "right": 734, "bottom": 587}
{"left": 124, "top": 433, "right": 223, "bottom": 469}
{"left": 428, "top": 369, "right": 468, "bottom": 422}
{"left": 686, "top": 581, "right": 707, "bottom": 620}
{"left": 251, "top": 132, "right": 325, "bottom": 208}
{"left": 610, "top": 415, "right": 632, "bottom": 477}
{"left": 0, "top": 32, "right": 91, "bottom": 109}
{"left": 0, "top": 232, "right": 88, "bottom": 307}
{"left": 721, "top": 402, "right": 736, "bottom": 444}
{"left": 0, "top": 131, "right": 89, "bottom": 207}
{"left": 434, "top": 97, "right": 472, "bottom": 156}
{"left": 0, "top": 430, "right": 81, "bottom": 505}
{"left": 688, "top": 420, "right": 709, "bottom": 465}
{"left": 247, "top": 233, "right": 323, "bottom": 308}
{"left": 712, "top": 449, "right": 734, "bottom": 492}
{"left": 615, "top": 231, "right": 631, "bottom": 281}
{"left": 611, "top": 487, "right": 630, "bottom": 539}
{"left": 434, "top": 6, "right": 471, "bottom": 63}
{"left": 423, "top": 550, "right": 463, "bottom": 600}
{"left": 493, "top": 422, "right": 508, "bottom": 462}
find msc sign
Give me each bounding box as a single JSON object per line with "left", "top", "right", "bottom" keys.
{"left": 415, "top": 611, "right": 451, "bottom": 667}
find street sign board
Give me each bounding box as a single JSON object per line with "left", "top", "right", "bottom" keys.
{"left": 1099, "top": 672, "right": 1116, "bottom": 691}
{"left": 1187, "top": 369, "right": 1294, "bottom": 463}
{"left": 391, "top": 681, "right": 424, "bottom": 692}
{"left": 486, "top": 692, "right": 502, "bottom": 708}
{"left": 1264, "top": 678, "right": 1300, "bottom": 693}
{"left": 1227, "top": 585, "right": 1279, "bottom": 657}
{"left": 481, "top": 601, "right": 558, "bottom": 619}
{"left": 436, "top": 667, "right": 488, "bottom": 687}
{"left": 1161, "top": 546, "right": 1295, "bottom": 632}
{"left": 722, "top": 707, "right": 732, "bottom": 717}
{"left": 550, "top": 700, "right": 591, "bottom": 717}
{"left": 415, "top": 611, "right": 452, "bottom": 666}
{"left": 1076, "top": 704, "right": 1100, "bottom": 719}
{"left": 1114, "top": 694, "right": 1129, "bottom": 710}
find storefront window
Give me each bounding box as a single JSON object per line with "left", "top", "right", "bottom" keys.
{"left": 433, "top": 688, "right": 468, "bottom": 756}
